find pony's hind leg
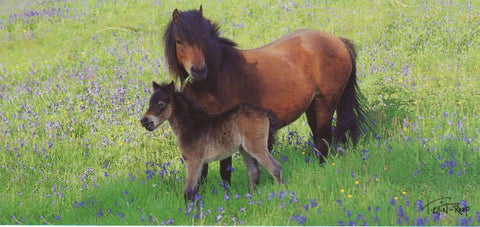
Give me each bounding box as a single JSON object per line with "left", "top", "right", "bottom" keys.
{"left": 306, "top": 96, "right": 335, "bottom": 164}
{"left": 200, "top": 163, "right": 208, "bottom": 185}
{"left": 219, "top": 158, "right": 232, "bottom": 184}
{"left": 239, "top": 150, "right": 261, "bottom": 190}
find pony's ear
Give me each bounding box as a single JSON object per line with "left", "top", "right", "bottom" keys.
{"left": 152, "top": 81, "right": 161, "bottom": 91}
{"left": 172, "top": 9, "right": 180, "bottom": 24}
{"left": 198, "top": 5, "right": 203, "bottom": 15}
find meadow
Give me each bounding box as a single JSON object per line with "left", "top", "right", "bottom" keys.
{"left": 1, "top": 0, "right": 479, "bottom": 225}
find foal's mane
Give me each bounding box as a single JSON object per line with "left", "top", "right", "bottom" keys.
{"left": 163, "top": 8, "right": 243, "bottom": 84}
{"left": 157, "top": 83, "right": 210, "bottom": 122}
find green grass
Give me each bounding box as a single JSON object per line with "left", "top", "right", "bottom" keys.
{"left": 1, "top": 0, "right": 479, "bottom": 225}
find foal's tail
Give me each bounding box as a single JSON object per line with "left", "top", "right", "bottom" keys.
{"left": 334, "top": 38, "right": 371, "bottom": 144}
{"left": 264, "top": 109, "right": 280, "bottom": 150}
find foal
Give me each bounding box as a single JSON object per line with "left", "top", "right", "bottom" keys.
{"left": 141, "top": 81, "right": 283, "bottom": 201}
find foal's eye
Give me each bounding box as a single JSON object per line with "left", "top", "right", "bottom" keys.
{"left": 158, "top": 101, "right": 166, "bottom": 108}
{"left": 175, "top": 40, "right": 183, "bottom": 45}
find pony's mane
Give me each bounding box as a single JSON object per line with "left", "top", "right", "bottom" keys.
{"left": 163, "top": 9, "right": 239, "bottom": 82}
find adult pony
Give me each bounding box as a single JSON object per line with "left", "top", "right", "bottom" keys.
{"left": 163, "top": 6, "right": 369, "bottom": 184}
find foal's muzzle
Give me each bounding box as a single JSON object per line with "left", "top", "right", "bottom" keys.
{"left": 190, "top": 65, "right": 207, "bottom": 81}
{"left": 140, "top": 117, "right": 155, "bottom": 131}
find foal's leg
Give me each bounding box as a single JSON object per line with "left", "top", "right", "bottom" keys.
{"left": 184, "top": 159, "right": 204, "bottom": 202}
{"left": 243, "top": 142, "right": 283, "bottom": 185}
{"left": 239, "top": 150, "right": 261, "bottom": 190}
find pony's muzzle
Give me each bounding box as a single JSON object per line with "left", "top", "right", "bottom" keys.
{"left": 190, "top": 65, "right": 207, "bottom": 81}
{"left": 140, "top": 117, "right": 155, "bottom": 131}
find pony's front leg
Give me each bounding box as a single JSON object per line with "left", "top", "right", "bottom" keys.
{"left": 184, "top": 159, "right": 204, "bottom": 202}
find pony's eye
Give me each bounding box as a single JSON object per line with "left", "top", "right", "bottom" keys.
{"left": 158, "top": 101, "right": 166, "bottom": 108}
{"left": 175, "top": 40, "right": 183, "bottom": 45}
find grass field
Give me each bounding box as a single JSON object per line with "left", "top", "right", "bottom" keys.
{"left": 1, "top": 0, "right": 479, "bottom": 225}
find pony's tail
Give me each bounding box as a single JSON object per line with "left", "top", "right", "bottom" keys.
{"left": 264, "top": 109, "right": 280, "bottom": 151}
{"left": 334, "top": 38, "right": 371, "bottom": 144}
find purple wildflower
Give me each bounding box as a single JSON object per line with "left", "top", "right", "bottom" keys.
{"left": 226, "top": 164, "right": 236, "bottom": 172}
{"left": 414, "top": 216, "right": 427, "bottom": 225}
{"left": 347, "top": 210, "right": 352, "bottom": 218}
{"left": 361, "top": 149, "right": 370, "bottom": 160}
{"left": 289, "top": 191, "right": 295, "bottom": 198}
{"left": 116, "top": 212, "right": 125, "bottom": 222}
{"left": 215, "top": 214, "right": 223, "bottom": 222}
{"left": 161, "top": 218, "right": 173, "bottom": 225}
{"left": 458, "top": 217, "right": 472, "bottom": 226}
{"left": 390, "top": 196, "right": 396, "bottom": 206}
{"left": 290, "top": 213, "right": 307, "bottom": 225}
{"left": 416, "top": 200, "right": 424, "bottom": 213}
{"left": 397, "top": 206, "right": 405, "bottom": 217}
{"left": 413, "top": 169, "right": 421, "bottom": 177}
{"left": 357, "top": 214, "right": 363, "bottom": 221}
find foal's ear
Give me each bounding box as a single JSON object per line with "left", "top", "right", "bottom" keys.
{"left": 167, "top": 81, "right": 176, "bottom": 92}
{"left": 198, "top": 5, "right": 203, "bottom": 15}
{"left": 152, "top": 81, "right": 161, "bottom": 91}
{"left": 172, "top": 9, "right": 180, "bottom": 24}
